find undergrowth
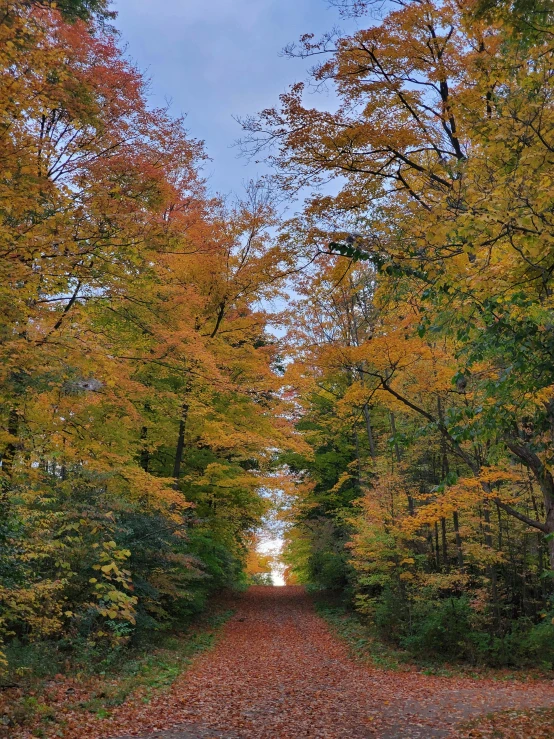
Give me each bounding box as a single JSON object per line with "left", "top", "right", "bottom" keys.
{"left": 314, "top": 595, "right": 553, "bottom": 680}
{"left": 0, "top": 607, "right": 234, "bottom": 737}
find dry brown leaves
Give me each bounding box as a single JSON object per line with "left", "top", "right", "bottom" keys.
{"left": 456, "top": 706, "right": 554, "bottom": 739}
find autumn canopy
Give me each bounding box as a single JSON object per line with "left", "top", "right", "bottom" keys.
{"left": 1, "top": 0, "right": 554, "bottom": 695}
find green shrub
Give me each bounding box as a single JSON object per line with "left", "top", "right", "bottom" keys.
{"left": 399, "top": 597, "right": 475, "bottom": 662}
{"left": 373, "top": 586, "right": 411, "bottom": 642}
{"left": 523, "top": 611, "right": 554, "bottom": 668}
{"left": 310, "top": 550, "right": 350, "bottom": 591}
{"left": 369, "top": 590, "right": 554, "bottom": 668}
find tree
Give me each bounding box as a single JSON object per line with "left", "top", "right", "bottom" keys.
{"left": 0, "top": 2, "right": 298, "bottom": 668}
{"left": 245, "top": 0, "right": 554, "bottom": 568}
{"left": 268, "top": 0, "right": 554, "bottom": 665}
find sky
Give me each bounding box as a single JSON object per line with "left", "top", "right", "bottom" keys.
{"left": 113, "top": 0, "right": 358, "bottom": 197}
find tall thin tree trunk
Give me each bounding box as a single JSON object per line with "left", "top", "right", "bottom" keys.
{"left": 483, "top": 501, "right": 500, "bottom": 619}
{"left": 453, "top": 510, "right": 464, "bottom": 569}
{"left": 390, "top": 412, "right": 401, "bottom": 463}
{"left": 390, "top": 413, "right": 414, "bottom": 515}
{"left": 2, "top": 408, "right": 19, "bottom": 481}
{"left": 363, "top": 404, "right": 376, "bottom": 460}
{"left": 140, "top": 426, "right": 150, "bottom": 472}
{"left": 441, "top": 517, "right": 448, "bottom": 570}
{"left": 427, "top": 524, "right": 435, "bottom": 566}
{"left": 496, "top": 502, "right": 503, "bottom": 550}
{"left": 354, "top": 430, "right": 363, "bottom": 488}
{"left": 548, "top": 532, "right": 554, "bottom": 572}
{"left": 1, "top": 407, "right": 19, "bottom": 517}
{"left": 173, "top": 397, "right": 190, "bottom": 487}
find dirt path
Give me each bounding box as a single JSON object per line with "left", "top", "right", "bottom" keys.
{"left": 106, "top": 586, "right": 553, "bottom": 739}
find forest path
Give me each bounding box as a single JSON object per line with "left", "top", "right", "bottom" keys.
{"left": 108, "top": 586, "right": 554, "bottom": 739}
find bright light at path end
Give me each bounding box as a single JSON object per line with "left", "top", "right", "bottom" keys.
{"left": 257, "top": 537, "right": 286, "bottom": 586}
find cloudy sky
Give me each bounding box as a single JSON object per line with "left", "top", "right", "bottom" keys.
{"left": 114, "top": 0, "right": 358, "bottom": 196}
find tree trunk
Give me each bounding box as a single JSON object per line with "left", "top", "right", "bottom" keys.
{"left": 173, "top": 398, "right": 190, "bottom": 487}
{"left": 353, "top": 430, "right": 363, "bottom": 488}
{"left": 2, "top": 408, "right": 19, "bottom": 480}
{"left": 483, "top": 501, "right": 500, "bottom": 618}
{"left": 390, "top": 413, "right": 414, "bottom": 514}
{"left": 441, "top": 517, "right": 448, "bottom": 569}
{"left": 1, "top": 407, "right": 19, "bottom": 517}
{"left": 453, "top": 510, "right": 464, "bottom": 569}
{"left": 363, "top": 404, "right": 376, "bottom": 460}
{"left": 427, "top": 524, "right": 435, "bottom": 566}
{"left": 548, "top": 530, "right": 554, "bottom": 571}
{"left": 505, "top": 440, "right": 554, "bottom": 569}
{"left": 140, "top": 426, "right": 149, "bottom": 472}
{"left": 390, "top": 412, "right": 401, "bottom": 463}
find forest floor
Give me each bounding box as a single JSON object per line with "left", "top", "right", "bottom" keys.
{"left": 6, "top": 586, "right": 554, "bottom": 739}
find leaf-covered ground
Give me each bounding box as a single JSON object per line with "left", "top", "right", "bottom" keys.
{"left": 6, "top": 587, "right": 554, "bottom": 738}
{"left": 457, "top": 706, "right": 554, "bottom": 738}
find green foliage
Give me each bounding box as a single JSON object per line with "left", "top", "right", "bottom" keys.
{"left": 522, "top": 608, "right": 554, "bottom": 669}
{"left": 2, "top": 608, "right": 233, "bottom": 732}
{"left": 473, "top": 0, "right": 554, "bottom": 26}
{"left": 318, "top": 591, "right": 554, "bottom": 671}
{"left": 396, "top": 597, "right": 476, "bottom": 663}
{"left": 371, "top": 591, "right": 554, "bottom": 668}
{"left": 0, "top": 472, "right": 247, "bottom": 655}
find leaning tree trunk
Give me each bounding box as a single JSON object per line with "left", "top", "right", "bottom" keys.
{"left": 505, "top": 440, "right": 554, "bottom": 572}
